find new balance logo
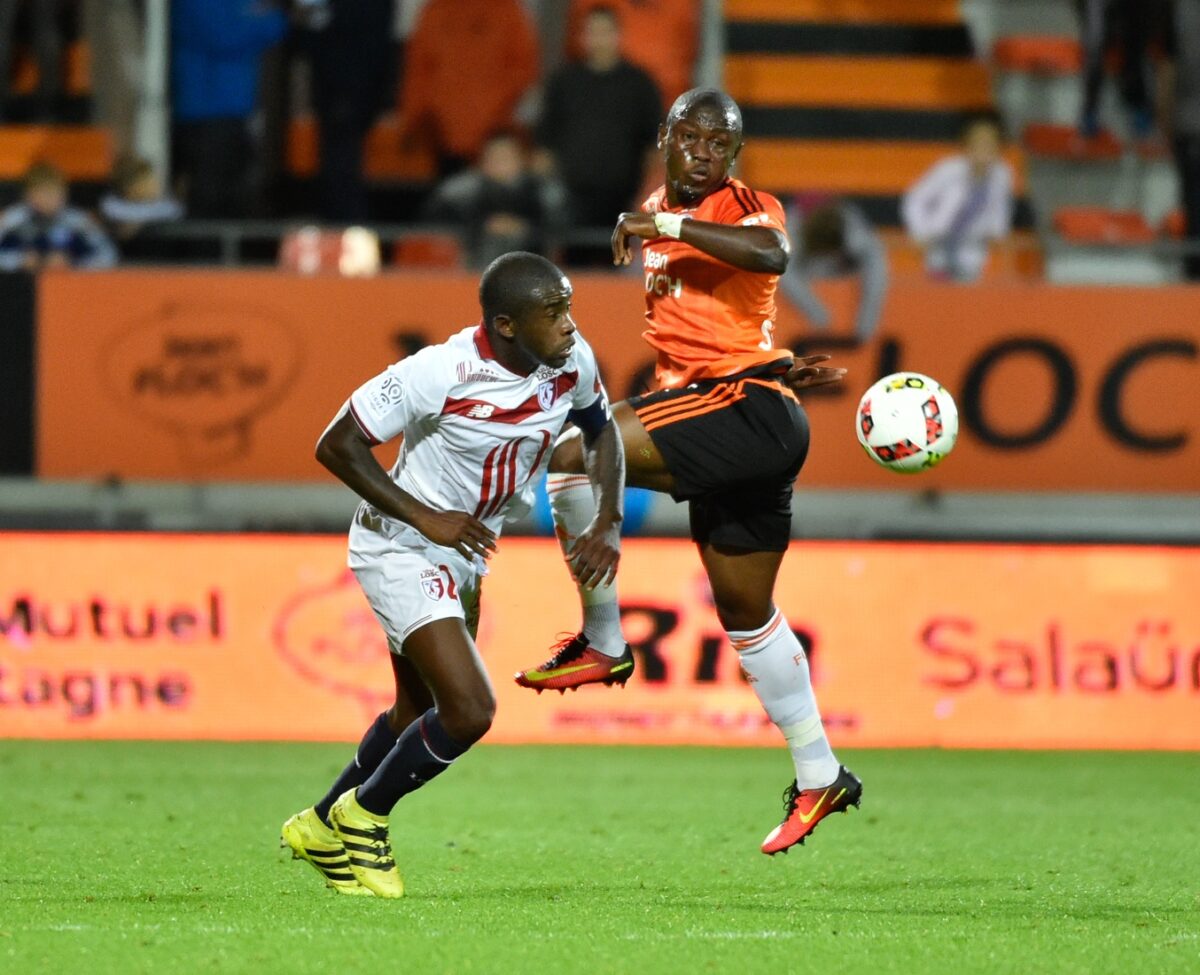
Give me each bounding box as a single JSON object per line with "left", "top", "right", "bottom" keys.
{"left": 466, "top": 403, "right": 495, "bottom": 419}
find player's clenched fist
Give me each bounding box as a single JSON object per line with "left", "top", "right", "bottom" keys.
{"left": 611, "top": 212, "right": 660, "bottom": 266}
{"left": 412, "top": 509, "right": 498, "bottom": 560}
{"left": 567, "top": 515, "right": 622, "bottom": 590}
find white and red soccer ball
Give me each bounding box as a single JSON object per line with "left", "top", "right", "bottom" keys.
{"left": 855, "top": 372, "right": 959, "bottom": 473}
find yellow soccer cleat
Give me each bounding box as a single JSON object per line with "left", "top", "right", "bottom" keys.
{"left": 329, "top": 790, "right": 405, "bottom": 899}
{"left": 281, "top": 806, "right": 373, "bottom": 896}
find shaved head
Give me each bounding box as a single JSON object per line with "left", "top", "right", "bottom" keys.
{"left": 479, "top": 251, "right": 570, "bottom": 329}
{"left": 665, "top": 87, "right": 743, "bottom": 137}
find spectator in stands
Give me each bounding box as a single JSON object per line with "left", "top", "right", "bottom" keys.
{"left": 0, "top": 162, "right": 116, "bottom": 270}
{"left": 170, "top": 0, "right": 288, "bottom": 218}
{"left": 423, "top": 131, "right": 565, "bottom": 269}
{"left": 1161, "top": 0, "right": 1200, "bottom": 280}
{"left": 1076, "top": 0, "right": 1169, "bottom": 145}
{"left": 536, "top": 5, "right": 661, "bottom": 264}
{"left": 780, "top": 199, "right": 888, "bottom": 342}
{"left": 296, "top": 0, "right": 394, "bottom": 223}
{"left": 0, "top": 0, "right": 63, "bottom": 122}
{"left": 902, "top": 113, "right": 1014, "bottom": 282}
{"left": 399, "top": 0, "right": 539, "bottom": 178}
{"left": 100, "top": 156, "right": 184, "bottom": 256}
{"left": 566, "top": 0, "right": 697, "bottom": 107}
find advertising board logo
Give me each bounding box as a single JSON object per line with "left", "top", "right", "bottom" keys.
{"left": 101, "top": 302, "right": 303, "bottom": 467}
{"left": 272, "top": 570, "right": 393, "bottom": 713}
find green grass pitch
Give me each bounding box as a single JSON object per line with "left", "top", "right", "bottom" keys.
{"left": 1, "top": 742, "right": 1197, "bottom": 974}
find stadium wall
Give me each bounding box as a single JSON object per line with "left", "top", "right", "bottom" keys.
{"left": 1, "top": 533, "right": 1197, "bottom": 750}
{"left": 35, "top": 270, "right": 1200, "bottom": 491}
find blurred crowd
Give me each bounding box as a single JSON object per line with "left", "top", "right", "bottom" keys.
{"left": 0, "top": 0, "right": 1198, "bottom": 288}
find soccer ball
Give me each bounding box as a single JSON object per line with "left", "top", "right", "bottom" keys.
{"left": 855, "top": 372, "right": 959, "bottom": 472}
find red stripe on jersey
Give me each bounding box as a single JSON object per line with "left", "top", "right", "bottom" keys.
{"left": 474, "top": 443, "right": 502, "bottom": 518}
{"left": 348, "top": 401, "right": 382, "bottom": 445}
{"left": 443, "top": 394, "right": 541, "bottom": 424}
{"left": 525, "top": 430, "right": 553, "bottom": 485}
{"left": 486, "top": 439, "right": 522, "bottom": 519}
{"left": 443, "top": 371, "right": 578, "bottom": 424}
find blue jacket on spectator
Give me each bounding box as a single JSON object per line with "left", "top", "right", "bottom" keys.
{"left": 0, "top": 204, "right": 118, "bottom": 270}
{"left": 171, "top": 0, "right": 288, "bottom": 122}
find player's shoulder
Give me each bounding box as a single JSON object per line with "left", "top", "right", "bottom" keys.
{"left": 380, "top": 326, "right": 472, "bottom": 392}
{"left": 714, "top": 179, "right": 784, "bottom": 223}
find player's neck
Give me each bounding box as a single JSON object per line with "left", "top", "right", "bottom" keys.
{"left": 666, "top": 180, "right": 718, "bottom": 210}
{"left": 480, "top": 325, "right": 536, "bottom": 377}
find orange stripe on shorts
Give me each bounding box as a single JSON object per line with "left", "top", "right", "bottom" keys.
{"left": 641, "top": 385, "right": 746, "bottom": 432}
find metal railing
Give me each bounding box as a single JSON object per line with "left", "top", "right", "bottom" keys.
{"left": 129, "top": 220, "right": 620, "bottom": 268}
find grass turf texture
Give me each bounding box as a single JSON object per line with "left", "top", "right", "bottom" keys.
{"left": 1, "top": 744, "right": 1197, "bottom": 974}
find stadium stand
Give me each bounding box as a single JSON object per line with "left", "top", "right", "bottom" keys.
{"left": 725, "top": 0, "right": 1039, "bottom": 278}
{"left": 986, "top": 0, "right": 1182, "bottom": 282}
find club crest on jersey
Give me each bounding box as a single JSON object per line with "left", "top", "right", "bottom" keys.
{"left": 419, "top": 566, "right": 457, "bottom": 601}
{"left": 537, "top": 380, "right": 558, "bottom": 411}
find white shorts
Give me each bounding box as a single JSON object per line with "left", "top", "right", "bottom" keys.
{"left": 348, "top": 507, "right": 483, "bottom": 654}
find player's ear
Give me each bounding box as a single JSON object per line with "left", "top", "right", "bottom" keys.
{"left": 656, "top": 123, "right": 667, "bottom": 151}
{"left": 492, "top": 314, "right": 516, "bottom": 341}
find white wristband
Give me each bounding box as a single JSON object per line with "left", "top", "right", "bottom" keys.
{"left": 654, "top": 211, "right": 688, "bottom": 239}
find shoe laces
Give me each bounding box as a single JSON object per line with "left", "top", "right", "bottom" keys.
{"left": 780, "top": 781, "right": 801, "bottom": 815}
{"left": 541, "top": 632, "right": 587, "bottom": 669}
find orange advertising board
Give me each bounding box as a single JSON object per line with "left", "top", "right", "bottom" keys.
{"left": 1, "top": 533, "right": 1197, "bottom": 749}
{"left": 36, "top": 270, "right": 1200, "bottom": 490}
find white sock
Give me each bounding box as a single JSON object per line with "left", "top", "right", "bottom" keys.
{"left": 729, "top": 609, "right": 839, "bottom": 790}
{"left": 546, "top": 472, "right": 626, "bottom": 657}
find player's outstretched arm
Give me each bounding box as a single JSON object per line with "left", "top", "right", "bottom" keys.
{"left": 612, "top": 211, "right": 789, "bottom": 274}
{"left": 566, "top": 416, "right": 625, "bottom": 591}
{"left": 316, "top": 405, "right": 497, "bottom": 561}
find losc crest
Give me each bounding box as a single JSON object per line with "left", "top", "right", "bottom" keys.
{"left": 100, "top": 302, "right": 303, "bottom": 468}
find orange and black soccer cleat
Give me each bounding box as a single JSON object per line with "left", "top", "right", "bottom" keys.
{"left": 514, "top": 633, "right": 635, "bottom": 693}
{"left": 761, "top": 765, "right": 862, "bottom": 856}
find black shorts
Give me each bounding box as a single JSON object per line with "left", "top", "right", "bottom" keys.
{"left": 629, "top": 366, "right": 809, "bottom": 552}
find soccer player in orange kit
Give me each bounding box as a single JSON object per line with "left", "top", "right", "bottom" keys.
{"left": 514, "top": 88, "right": 859, "bottom": 856}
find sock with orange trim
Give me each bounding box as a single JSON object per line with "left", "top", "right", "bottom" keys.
{"left": 729, "top": 609, "right": 839, "bottom": 790}
{"left": 546, "top": 472, "right": 626, "bottom": 657}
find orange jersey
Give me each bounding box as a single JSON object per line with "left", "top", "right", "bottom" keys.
{"left": 640, "top": 178, "right": 790, "bottom": 389}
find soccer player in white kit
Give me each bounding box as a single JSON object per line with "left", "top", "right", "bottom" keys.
{"left": 281, "top": 253, "right": 625, "bottom": 898}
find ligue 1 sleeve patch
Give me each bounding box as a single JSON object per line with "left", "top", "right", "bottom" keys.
{"left": 367, "top": 374, "right": 405, "bottom": 414}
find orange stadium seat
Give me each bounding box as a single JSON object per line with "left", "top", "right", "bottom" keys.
{"left": 880, "top": 229, "right": 1044, "bottom": 280}
{"left": 12, "top": 40, "right": 91, "bottom": 96}
{"left": 725, "top": 0, "right": 961, "bottom": 23}
{"left": 287, "top": 116, "right": 435, "bottom": 183}
{"left": 1161, "top": 209, "right": 1185, "bottom": 239}
{"left": 0, "top": 125, "right": 112, "bottom": 180}
{"left": 738, "top": 141, "right": 1027, "bottom": 196}
{"left": 724, "top": 56, "right": 994, "bottom": 110}
{"left": 1054, "top": 207, "right": 1155, "bottom": 244}
{"left": 993, "top": 36, "right": 1083, "bottom": 75}
{"left": 392, "top": 234, "right": 462, "bottom": 269}
{"left": 1023, "top": 122, "right": 1123, "bottom": 161}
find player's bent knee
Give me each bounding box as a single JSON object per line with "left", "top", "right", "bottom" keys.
{"left": 440, "top": 688, "right": 496, "bottom": 744}
{"left": 712, "top": 595, "right": 774, "bottom": 633}
{"left": 548, "top": 429, "right": 585, "bottom": 475}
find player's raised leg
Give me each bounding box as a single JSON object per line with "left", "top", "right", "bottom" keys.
{"left": 330, "top": 617, "right": 494, "bottom": 899}
{"left": 282, "top": 654, "right": 433, "bottom": 895}
{"left": 697, "top": 541, "right": 861, "bottom": 855}
{"left": 515, "top": 401, "right": 672, "bottom": 692}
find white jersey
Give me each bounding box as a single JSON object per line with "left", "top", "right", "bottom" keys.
{"left": 348, "top": 324, "right": 608, "bottom": 538}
